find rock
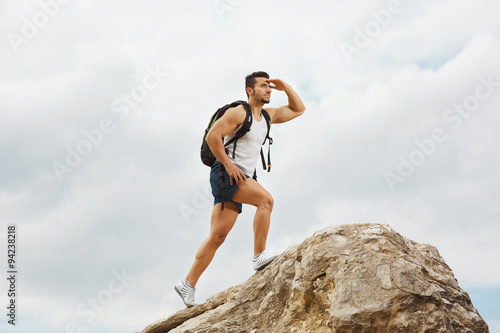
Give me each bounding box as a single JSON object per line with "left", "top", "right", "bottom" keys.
{"left": 139, "top": 223, "right": 489, "bottom": 333}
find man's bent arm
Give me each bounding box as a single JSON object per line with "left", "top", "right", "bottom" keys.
{"left": 283, "top": 83, "right": 306, "bottom": 114}
{"left": 205, "top": 107, "right": 247, "bottom": 185}
{"left": 268, "top": 79, "right": 306, "bottom": 124}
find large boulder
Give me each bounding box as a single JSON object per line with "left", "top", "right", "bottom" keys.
{"left": 139, "top": 223, "right": 489, "bottom": 332}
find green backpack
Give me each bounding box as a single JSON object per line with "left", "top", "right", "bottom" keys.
{"left": 200, "top": 100, "right": 272, "bottom": 177}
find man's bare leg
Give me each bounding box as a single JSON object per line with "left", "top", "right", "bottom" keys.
{"left": 185, "top": 203, "right": 239, "bottom": 287}
{"left": 232, "top": 178, "right": 274, "bottom": 256}
{"left": 185, "top": 178, "right": 273, "bottom": 287}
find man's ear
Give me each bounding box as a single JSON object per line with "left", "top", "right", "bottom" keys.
{"left": 246, "top": 87, "right": 254, "bottom": 97}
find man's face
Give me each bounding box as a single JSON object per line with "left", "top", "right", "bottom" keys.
{"left": 250, "top": 77, "right": 272, "bottom": 104}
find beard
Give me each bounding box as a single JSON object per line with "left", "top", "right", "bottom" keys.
{"left": 258, "top": 93, "right": 271, "bottom": 104}
{"left": 250, "top": 89, "right": 271, "bottom": 104}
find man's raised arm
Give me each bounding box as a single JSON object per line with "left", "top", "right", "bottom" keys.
{"left": 267, "top": 79, "right": 306, "bottom": 124}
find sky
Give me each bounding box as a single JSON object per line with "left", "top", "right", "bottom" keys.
{"left": 1, "top": 0, "right": 499, "bottom": 332}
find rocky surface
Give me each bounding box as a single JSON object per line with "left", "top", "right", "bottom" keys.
{"left": 139, "top": 223, "right": 488, "bottom": 332}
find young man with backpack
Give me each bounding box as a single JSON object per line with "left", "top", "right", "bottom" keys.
{"left": 175, "top": 71, "right": 306, "bottom": 307}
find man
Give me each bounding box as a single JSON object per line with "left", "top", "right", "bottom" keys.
{"left": 175, "top": 71, "right": 306, "bottom": 307}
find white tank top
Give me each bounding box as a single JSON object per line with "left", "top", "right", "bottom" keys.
{"left": 223, "top": 113, "right": 268, "bottom": 176}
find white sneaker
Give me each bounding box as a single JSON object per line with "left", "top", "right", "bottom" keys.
{"left": 174, "top": 279, "right": 197, "bottom": 308}
{"left": 253, "top": 250, "right": 278, "bottom": 270}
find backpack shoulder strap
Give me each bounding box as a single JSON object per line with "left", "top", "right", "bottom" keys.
{"left": 224, "top": 101, "right": 252, "bottom": 147}
{"left": 224, "top": 101, "right": 253, "bottom": 158}
{"left": 261, "top": 109, "right": 271, "bottom": 143}
{"left": 259, "top": 109, "right": 273, "bottom": 173}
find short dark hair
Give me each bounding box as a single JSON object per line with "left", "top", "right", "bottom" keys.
{"left": 245, "top": 71, "right": 269, "bottom": 98}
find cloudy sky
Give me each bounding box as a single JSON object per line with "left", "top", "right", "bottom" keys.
{"left": 1, "top": 0, "right": 499, "bottom": 332}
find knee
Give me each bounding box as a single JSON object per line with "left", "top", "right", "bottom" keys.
{"left": 210, "top": 233, "right": 227, "bottom": 247}
{"left": 259, "top": 194, "right": 274, "bottom": 212}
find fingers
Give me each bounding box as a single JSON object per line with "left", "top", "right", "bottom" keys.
{"left": 239, "top": 171, "right": 248, "bottom": 184}
{"left": 227, "top": 164, "right": 247, "bottom": 186}
{"left": 234, "top": 170, "right": 247, "bottom": 186}
{"left": 231, "top": 174, "right": 245, "bottom": 186}
{"left": 268, "top": 78, "right": 285, "bottom": 90}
